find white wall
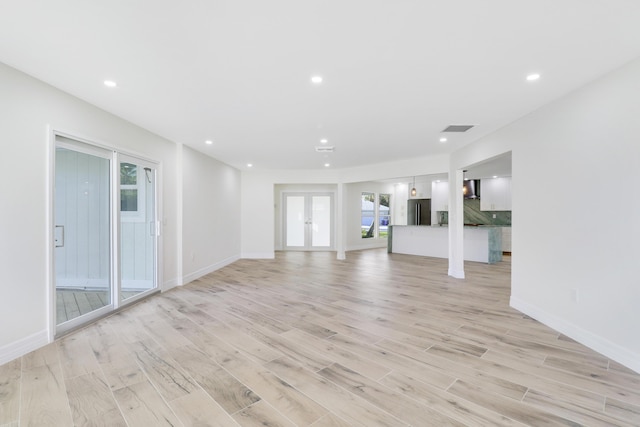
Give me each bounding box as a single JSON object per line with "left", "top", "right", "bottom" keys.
{"left": 513, "top": 58, "right": 640, "bottom": 372}
{"left": 0, "top": 62, "right": 180, "bottom": 358}
{"left": 241, "top": 172, "right": 277, "bottom": 259}
{"left": 452, "top": 57, "right": 640, "bottom": 372}
{"left": 182, "top": 146, "right": 241, "bottom": 283}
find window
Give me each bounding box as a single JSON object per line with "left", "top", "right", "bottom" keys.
{"left": 120, "top": 163, "right": 138, "bottom": 212}
{"left": 361, "top": 192, "right": 375, "bottom": 238}
{"left": 361, "top": 192, "right": 391, "bottom": 238}
{"left": 120, "top": 162, "right": 147, "bottom": 222}
{"left": 379, "top": 193, "right": 391, "bottom": 238}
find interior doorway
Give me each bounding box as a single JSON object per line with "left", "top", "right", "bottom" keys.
{"left": 283, "top": 193, "right": 334, "bottom": 250}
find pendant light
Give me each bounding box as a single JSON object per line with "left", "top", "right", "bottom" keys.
{"left": 410, "top": 176, "right": 417, "bottom": 197}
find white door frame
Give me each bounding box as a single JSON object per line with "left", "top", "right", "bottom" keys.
{"left": 282, "top": 192, "right": 335, "bottom": 251}
{"left": 48, "top": 130, "right": 161, "bottom": 339}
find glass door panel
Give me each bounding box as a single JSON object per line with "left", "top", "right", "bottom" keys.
{"left": 284, "top": 193, "right": 333, "bottom": 250}
{"left": 311, "top": 196, "right": 331, "bottom": 247}
{"left": 285, "top": 195, "right": 305, "bottom": 247}
{"left": 55, "top": 142, "right": 111, "bottom": 331}
{"left": 119, "top": 157, "right": 157, "bottom": 301}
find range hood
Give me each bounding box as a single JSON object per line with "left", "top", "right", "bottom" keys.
{"left": 463, "top": 179, "right": 480, "bottom": 199}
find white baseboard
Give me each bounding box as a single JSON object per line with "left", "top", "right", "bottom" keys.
{"left": 346, "top": 241, "right": 388, "bottom": 252}
{"left": 163, "top": 277, "right": 180, "bottom": 291}
{"left": 448, "top": 268, "right": 465, "bottom": 279}
{"left": 182, "top": 255, "right": 240, "bottom": 285}
{"left": 510, "top": 296, "right": 640, "bottom": 374}
{"left": 241, "top": 252, "right": 275, "bottom": 259}
{"left": 0, "top": 330, "right": 49, "bottom": 366}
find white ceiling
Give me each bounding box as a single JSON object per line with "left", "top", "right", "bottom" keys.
{"left": 2, "top": 1, "right": 640, "bottom": 171}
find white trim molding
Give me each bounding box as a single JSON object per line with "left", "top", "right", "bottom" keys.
{"left": 182, "top": 255, "right": 240, "bottom": 285}
{"left": 510, "top": 296, "right": 640, "bottom": 375}
{"left": 0, "top": 330, "right": 49, "bottom": 366}
{"left": 242, "top": 252, "right": 275, "bottom": 259}
{"left": 163, "top": 277, "right": 181, "bottom": 291}
{"left": 448, "top": 268, "right": 465, "bottom": 279}
{"left": 346, "top": 241, "right": 388, "bottom": 252}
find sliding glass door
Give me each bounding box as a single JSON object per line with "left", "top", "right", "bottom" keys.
{"left": 119, "top": 155, "right": 157, "bottom": 301}
{"left": 54, "top": 138, "right": 112, "bottom": 332}
{"left": 54, "top": 136, "right": 159, "bottom": 335}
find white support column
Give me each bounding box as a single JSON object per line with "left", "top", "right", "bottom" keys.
{"left": 336, "top": 182, "right": 346, "bottom": 260}
{"left": 448, "top": 168, "right": 465, "bottom": 278}
{"left": 176, "top": 143, "right": 184, "bottom": 286}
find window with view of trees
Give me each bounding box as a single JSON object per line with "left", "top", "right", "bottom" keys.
{"left": 361, "top": 192, "right": 392, "bottom": 238}
{"left": 361, "top": 192, "right": 375, "bottom": 238}
{"left": 379, "top": 193, "right": 391, "bottom": 238}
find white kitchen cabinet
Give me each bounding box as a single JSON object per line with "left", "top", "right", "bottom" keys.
{"left": 431, "top": 181, "right": 449, "bottom": 211}
{"left": 481, "top": 177, "right": 512, "bottom": 211}
{"left": 408, "top": 179, "right": 432, "bottom": 199}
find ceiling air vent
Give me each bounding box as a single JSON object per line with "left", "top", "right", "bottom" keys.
{"left": 315, "top": 146, "right": 335, "bottom": 153}
{"left": 442, "top": 125, "right": 475, "bottom": 132}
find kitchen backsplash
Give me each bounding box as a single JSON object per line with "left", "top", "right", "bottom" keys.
{"left": 435, "top": 199, "right": 511, "bottom": 226}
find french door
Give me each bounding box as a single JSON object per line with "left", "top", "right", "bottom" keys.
{"left": 53, "top": 135, "right": 158, "bottom": 335}
{"left": 283, "top": 193, "right": 333, "bottom": 250}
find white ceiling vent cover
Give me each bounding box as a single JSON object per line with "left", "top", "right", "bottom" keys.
{"left": 442, "top": 125, "right": 475, "bottom": 132}
{"left": 315, "top": 146, "right": 335, "bottom": 153}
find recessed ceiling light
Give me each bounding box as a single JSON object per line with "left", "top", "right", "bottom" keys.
{"left": 526, "top": 73, "right": 540, "bottom": 81}
{"left": 439, "top": 137, "right": 447, "bottom": 143}
{"left": 320, "top": 139, "right": 328, "bottom": 144}
{"left": 205, "top": 140, "right": 213, "bottom": 145}
{"left": 247, "top": 163, "right": 253, "bottom": 168}
{"left": 324, "top": 163, "right": 330, "bottom": 168}
{"left": 311, "top": 75, "right": 323, "bottom": 84}
{"left": 104, "top": 80, "right": 117, "bottom": 88}
{"left": 493, "top": 175, "right": 498, "bottom": 178}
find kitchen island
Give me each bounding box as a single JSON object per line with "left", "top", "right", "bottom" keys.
{"left": 388, "top": 225, "right": 502, "bottom": 264}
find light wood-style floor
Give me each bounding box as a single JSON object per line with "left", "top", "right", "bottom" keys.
{"left": 2, "top": 250, "right": 639, "bottom": 426}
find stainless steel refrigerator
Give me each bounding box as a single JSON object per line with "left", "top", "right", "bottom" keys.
{"left": 407, "top": 199, "right": 431, "bottom": 226}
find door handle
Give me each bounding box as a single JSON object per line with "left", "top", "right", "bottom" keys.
{"left": 55, "top": 225, "right": 65, "bottom": 248}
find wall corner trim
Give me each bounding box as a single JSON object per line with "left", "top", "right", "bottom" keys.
{"left": 0, "top": 329, "right": 49, "bottom": 366}
{"left": 163, "top": 277, "right": 181, "bottom": 291}
{"left": 182, "top": 255, "right": 240, "bottom": 285}
{"left": 510, "top": 296, "right": 640, "bottom": 375}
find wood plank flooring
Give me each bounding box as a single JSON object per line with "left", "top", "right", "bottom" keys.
{"left": 3, "top": 249, "right": 640, "bottom": 426}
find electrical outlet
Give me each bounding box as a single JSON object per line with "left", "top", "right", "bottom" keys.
{"left": 492, "top": 214, "right": 496, "bottom": 218}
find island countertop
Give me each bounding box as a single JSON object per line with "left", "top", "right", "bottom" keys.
{"left": 388, "top": 225, "right": 502, "bottom": 263}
